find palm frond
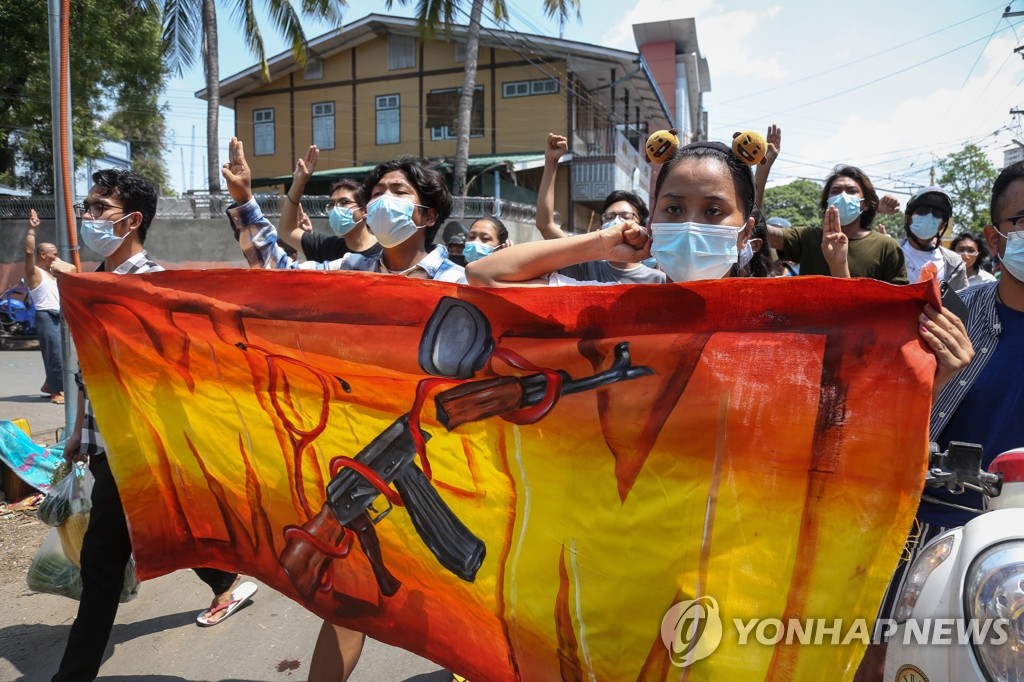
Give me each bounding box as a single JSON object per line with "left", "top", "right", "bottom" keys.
{"left": 264, "top": 0, "right": 309, "bottom": 69}
{"left": 541, "top": 0, "right": 579, "bottom": 22}
{"left": 300, "top": 0, "right": 347, "bottom": 27}
{"left": 161, "top": 0, "right": 202, "bottom": 77}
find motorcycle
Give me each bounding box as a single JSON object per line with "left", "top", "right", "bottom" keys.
{"left": 0, "top": 279, "right": 38, "bottom": 350}
{"left": 884, "top": 441, "right": 1024, "bottom": 682}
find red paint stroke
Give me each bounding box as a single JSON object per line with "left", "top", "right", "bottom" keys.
{"left": 490, "top": 347, "right": 563, "bottom": 425}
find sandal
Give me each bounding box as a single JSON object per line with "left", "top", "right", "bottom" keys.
{"left": 50, "top": 392, "right": 65, "bottom": 405}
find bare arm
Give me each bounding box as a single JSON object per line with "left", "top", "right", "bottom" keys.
{"left": 754, "top": 124, "right": 780, "bottom": 209}
{"left": 467, "top": 222, "right": 651, "bottom": 287}
{"left": 766, "top": 224, "right": 786, "bottom": 251}
{"left": 278, "top": 145, "right": 318, "bottom": 252}
{"left": 536, "top": 133, "right": 569, "bottom": 240}
{"left": 23, "top": 209, "right": 41, "bottom": 287}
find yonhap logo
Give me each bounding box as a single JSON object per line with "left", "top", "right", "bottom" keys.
{"left": 661, "top": 596, "right": 723, "bottom": 667}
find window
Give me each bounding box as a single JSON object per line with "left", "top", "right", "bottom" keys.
{"left": 425, "top": 86, "right": 484, "bottom": 140}
{"left": 388, "top": 35, "right": 416, "bottom": 70}
{"left": 376, "top": 95, "right": 400, "bottom": 145}
{"left": 502, "top": 78, "right": 559, "bottom": 98}
{"left": 304, "top": 59, "right": 323, "bottom": 80}
{"left": 312, "top": 102, "right": 335, "bottom": 150}
{"left": 454, "top": 42, "right": 466, "bottom": 63}
{"left": 253, "top": 108, "right": 274, "bottom": 156}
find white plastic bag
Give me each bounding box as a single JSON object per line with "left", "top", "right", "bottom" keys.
{"left": 26, "top": 527, "right": 141, "bottom": 602}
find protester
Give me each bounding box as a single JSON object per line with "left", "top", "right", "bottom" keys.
{"left": 899, "top": 186, "right": 968, "bottom": 291}
{"left": 951, "top": 231, "right": 996, "bottom": 287}
{"left": 535, "top": 132, "right": 666, "bottom": 283}
{"left": 23, "top": 208, "right": 64, "bottom": 404}
{"left": 463, "top": 216, "right": 511, "bottom": 263}
{"left": 50, "top": 169, "right": 251, "bottom": 682}
{"left": 858, "top": 163, "right": 1024, "bottom": 682}
{"left": 765, "top": 165, "right": 907, "bottom": 282}
{"left": 468, "top": 141, "right": 772, "bottom": 286}
{"left": 274, "top": 145, "right": 381, "bottom": 263}
{"left": 223, "top": 138, "right": 465, "bottom": 283}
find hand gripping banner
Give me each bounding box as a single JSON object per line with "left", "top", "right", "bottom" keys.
{"left": 60, "top": 271, "right": 936, "bottom": 681}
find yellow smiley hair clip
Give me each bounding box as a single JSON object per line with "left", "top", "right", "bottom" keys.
{"left": 731, "top": 130, "right": 768, "bottom": 165}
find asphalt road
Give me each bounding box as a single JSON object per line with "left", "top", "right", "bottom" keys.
{"left": 0, "top": 349, "right": 447, "bottom": 681}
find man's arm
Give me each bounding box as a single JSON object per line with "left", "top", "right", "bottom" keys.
{"left": 278, "top": 145, "right": 318, "bottom": 252}
{"left": 821, "top": 206, "right": 851, "bottom": 278}
{"left": 467, "top": 221, "right": 650, "bottom": 287}
{"left": 535, "top": 133, "right": 569, "bottom": 240}
{"left": 754, "top": 124, "right": 780, "bottom": 210}
{"left": 23, "top": 209, "right": 41, "bottom": 288}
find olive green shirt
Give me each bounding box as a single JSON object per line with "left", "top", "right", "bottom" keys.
{"left": 782, "top": 226, "right": 908, "bottom": 284}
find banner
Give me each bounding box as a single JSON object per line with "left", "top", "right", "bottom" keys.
{"left": 60, "top": 271, "right": 935, "bottom": 681}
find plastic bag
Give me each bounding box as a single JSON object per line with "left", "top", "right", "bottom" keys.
{"left": 26, "top": 527, "right": 140, "bottom": 603}
{"left": 38, "top": 462, "right": 92, "bottom": 527}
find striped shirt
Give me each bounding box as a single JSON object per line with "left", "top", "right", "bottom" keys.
{"left": 78, "top": 251, "right": 163, "bottom": 458}
{"left": 226, "top": 197, "right": 467, "bottom": 284}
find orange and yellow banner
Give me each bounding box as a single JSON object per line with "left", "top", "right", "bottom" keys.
{"left": 60, "top": 271, "right": 935, "bottom": 681}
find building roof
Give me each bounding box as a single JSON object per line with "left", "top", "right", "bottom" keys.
{"left": 199, "top": 13, "right": 674, "bottom": 128}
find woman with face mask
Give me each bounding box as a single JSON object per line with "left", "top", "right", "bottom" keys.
{"left": 951, "top": 232, "right": 997, "bottom": 287}
{"left": 898, "top": 186, "right": 969, "bottom": 291}
{"left": 462, "top": 216, "right": 511, "bottom": 263}
{"left": 466, "top": 141, "right": 769, "bottom": 286}
{"left": 764, "top": 165, "right": 908, "bottom": 284}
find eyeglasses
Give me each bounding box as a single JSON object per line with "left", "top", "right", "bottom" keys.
{"left": 326, "top": 198, "right": 359, "bottom": 211}
{"left": 913, "top": 206, "right": 945, "bottom": 219}
{"left": 955, "top": 247, "right": 979, "bottom": 256}
{"left": 992, "top": 213, "right": 1024, "bottom": 239}
{"left": 74, "top": 201, "right": 123, "bottom": 219}
{"left": 601, "top": 211, "right": 639, "bottom": 223}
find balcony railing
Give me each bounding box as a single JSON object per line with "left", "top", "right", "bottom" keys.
{"left": 0, "top": 194, "right": 540, "bottom": 223}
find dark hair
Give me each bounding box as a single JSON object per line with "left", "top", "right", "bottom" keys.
{"left": 91, "top": 168, "right": 158, "bottom": 244}
{"left": 471, "top": 216, "right": 509, "bottom": 244}
{"left": 655, "top": 142, "right": 756, "bottom": 218}
{"left": 601, "top": 190, "right": 649, "bottom": 226}
{"left": 739, "top": 205, "right": 774, "bottom": 278}
{"left": 950, "top": 232, "right": 989, "bottom": 275}
{"left": 991, "top": 160, "right": 1024, "bottom": 222}
{"left": 329, "top": 178, "right": 365, "bottom": 208}
{"left": 820, "top": 165, "right": 878, "bottom": 229}
{"left": 361, "top": 156, "right": 452, "bottom": 246}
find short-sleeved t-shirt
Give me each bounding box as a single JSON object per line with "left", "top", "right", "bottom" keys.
{"left": 301, "top": 232, "right": 383, "bottom": 262}
{"left": 558, "top": 260, "right": 667, "bottom": 284}
{"left": 781, "top": 226, "right": 907, "bottom": 284}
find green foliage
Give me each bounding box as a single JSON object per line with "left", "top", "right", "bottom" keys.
{"left": 763, "top": 179, "right": 822, "bottom": 227}
{"left": 937, "top": 143, "right": 998, "bottom": 233}
{"left": 0, "top": 0, "right": 170, "bottom": 193}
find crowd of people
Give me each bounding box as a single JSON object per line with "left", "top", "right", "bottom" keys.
{"left": 29, "top": 122, "right": 1023, "bottom": 682}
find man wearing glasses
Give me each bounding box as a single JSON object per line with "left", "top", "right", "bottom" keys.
{"left": 861, "top": 161, "right": 1024, "bottom": 680}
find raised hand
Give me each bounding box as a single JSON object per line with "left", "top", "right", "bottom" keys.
{"left": 545, "top": 133, "right": 568, "bottom": 164}
{"left": 297, "top": 205, "right": 313, "bottom": 233}
{"left": 878, "top": 194, "right": 900, "bottom": 215}
{"left": 821, "top": 205, "right": 849, "bottom": 277}
{"left": 293, "top": 145, "right": 319, "bottom": 188}
{"left": 597, "top": 221, "right": 652, "bottom": 263}
{"left": 764, "top": 124, "right": 781, "bottom": 166}
{"left": 27, "top": 208, "right": 40, "bottom": 231}
{"left": 221, "top": 137, "right": 252, "bottom": 204}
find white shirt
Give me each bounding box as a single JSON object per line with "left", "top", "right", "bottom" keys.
{"left": 28, "top": 268, "right": 60, "bottom": 311}
{"left": 901, "top": 243, "right": 945, "bottom": 285}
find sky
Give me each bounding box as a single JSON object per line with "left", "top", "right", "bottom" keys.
{"left": 160, "top": 0, "right": 1024, "bottom": 199}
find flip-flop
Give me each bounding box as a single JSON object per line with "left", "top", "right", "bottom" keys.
{"left": 196, "top": 581, "right": 258, "bottom": 627}
{"left": 50, "top": 393, "right": 65, "bottom": 405}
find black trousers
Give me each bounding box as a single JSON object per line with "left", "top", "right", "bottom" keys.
{"left": 52, "top": 455, "right": 238, "bottom": 682}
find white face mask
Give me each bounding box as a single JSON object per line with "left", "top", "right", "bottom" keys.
{"left": 650, "top": 222, "right": 741, "bottom": 282}
{"left": 365, "top": 195, "right": 425, "bottom": 247}
{"left": 81, "top": 214, "right": 131, "bottom": 257}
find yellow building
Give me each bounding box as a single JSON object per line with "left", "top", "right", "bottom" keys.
{"left": 202, "top": 14, "right": 709, "bottom": 233}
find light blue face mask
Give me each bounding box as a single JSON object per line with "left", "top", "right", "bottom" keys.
{"left": 328, "top": 206, "right": 360, "bottom": 236}
{"left": 463, "top": 240, "right": 494, "bottom": 263}
{"left": 827, "top": 192, "right": 863, "bottom": 226}
{"left": 81, "top": 215, "right": 131, "bottom": 257}
{"left": 908, "top": 213, "right": 942, "bottom": 241}
{"left": 641, "top": 256, "right": 659, "bottom": 269}
{"left": 601, "top": 217, "right": 623, "bottom": 230}
{"left": 651, "top": 222, "right": 740, "bottom": 282}
{"left": 1000, "top": 232, "right": 1024, "bottom": 282}
{"left": 365, "top": 195, "right": 422, "bottom": 248}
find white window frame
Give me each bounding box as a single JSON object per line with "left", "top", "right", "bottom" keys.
{"left": 502, "top": 78, "right": 559, "bottom": 98}
{"left": 388, "top": 35, "right": 416, "bottom": 70}
{"left": 427, "top": 86, "right": 484, "bottom": 140}
{"left": 376, "top": 94, "right": 400, "bottom": 145}
{"left": 312, "top": 101, "right": 335, "bottom": 150}
{"left": 253, "top": 108, "right": 275, "bottom": 156}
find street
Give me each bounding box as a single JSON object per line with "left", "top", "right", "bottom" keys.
{"left": 0, "top": 349, "right": 447, "bottom": 681}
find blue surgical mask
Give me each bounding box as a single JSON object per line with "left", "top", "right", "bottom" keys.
{"left": 641, "top": 256, "right": 659, "bottom": 269}
{"left": 328, "top": 206, "right": 360, "bottom": 236}
{"left": 81, "top": 215, "right": 130, "bottom": 257}
{"left": 1000, "top": 232, "right": 1024, "bottom": 282}
{"left": 365, "top": 195, "right": 423, "bottom": 248}
{"left": 909, "top": 213, "right": 942, "bottom": 241}
{"left": 651, "top": 222, "right": 740, "bottom": 282}
{"left": 462, "top": 241, "right": 494, "bottom": 263}
{"left": 827, "top": 193, "right": 863, "bottom": 226}
{"left": 601, "top": 217, "right": 622, "bottom": 230}
{"left": 737, "top": 241, "right": 754, "bottom": 269}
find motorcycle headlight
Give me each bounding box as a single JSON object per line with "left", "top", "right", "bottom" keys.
{"left": 894, "top": 535, "right": 955, "bottom": 623}
{"left": 964, "top": 541, "right": 1024, "bottom": 682}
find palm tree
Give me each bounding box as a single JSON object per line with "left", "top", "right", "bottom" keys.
{"left": 160, "top": 0, "right": 345, "bottom": 193}
{"left": 394, "top": 0, "right": 579, "bottom": 196}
